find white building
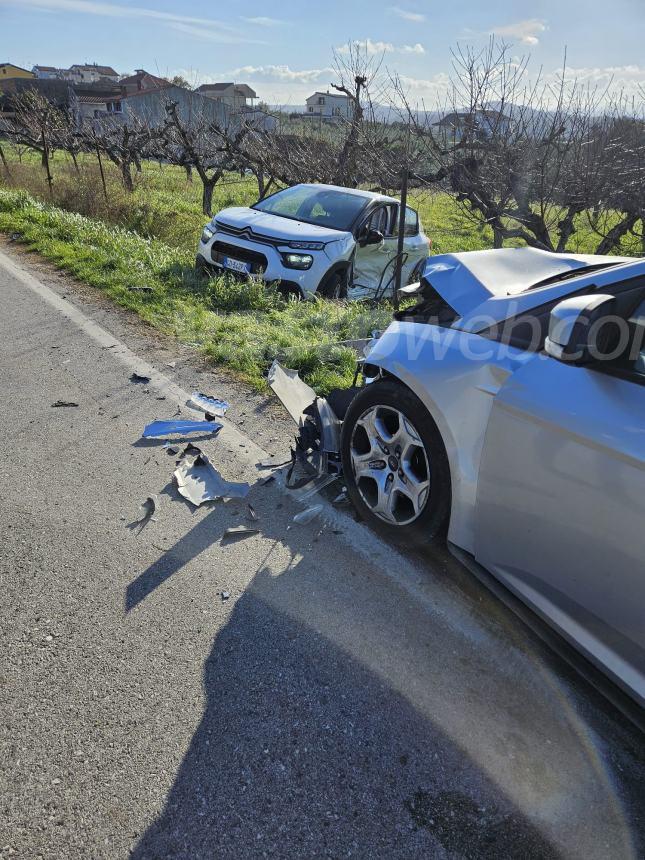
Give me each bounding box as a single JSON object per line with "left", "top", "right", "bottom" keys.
{"left": 196, "top": 82, "right": 257, "bottom": 112}
{"left": 63, "top": 64, "right": 119, "bottom": 84}
{"left": 32, "top": 65, "right": 62, "bottom": 79}
{"left": 305, "top": 91, "right": 351, "bottom": 120}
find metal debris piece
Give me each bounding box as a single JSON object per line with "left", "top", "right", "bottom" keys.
{"left": 129, "top": 372, "right": 151, "bottom": 384}
{"left": 257, "top": 456, "right": 291, "bottom": 470}
{"left": 267, "top": 360, "right": 316, "bottom": 424}
{"left": 247, "top": 503, "right": 258, "bottom": 521}
{"left": 298, "top": 474, "right": 338, "bottom": 502}
{"left": 221, "top": 591, "right": 230, "bottom": 600}
{"left": 190, "top": 392, "right": 229, "bottom": 417}
{"left": 222, "top": 525, "right": 259, "bottom": 542}
{"left": 164, "top": 444, "right": 179, "bottom": 455}
{"left": 142, "top": 419, "right": 222, "bottom": 439}
{"left": 174, "top": 445, "right": 249, "bottom": 506}
{"left": 51, "top": 400, "right": 79, "bottom": 408}
{"left": 332, "top": 488, "right": 349, "bottom": 506}
{"left": 293, "top": 504, "right": 324, "bottom": 525}
{"left": 128, "top": 495, "right": 157, "bottom": 534}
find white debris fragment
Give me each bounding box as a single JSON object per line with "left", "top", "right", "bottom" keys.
{"left": 174, "top": 446, "right": 249, "bottom": 506}
{"left": 293, "top": 504, "right": 324, "bottom": 525}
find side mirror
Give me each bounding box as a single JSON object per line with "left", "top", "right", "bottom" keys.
{"left": 359, "top": 228, "right": 384, "bottom": 247}
{"left": 544, "top": 294, "right": 616, "bottom": 365}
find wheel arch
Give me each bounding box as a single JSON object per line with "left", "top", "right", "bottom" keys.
{"left": 316, "top": 260, "right": 352, "bottom": 294}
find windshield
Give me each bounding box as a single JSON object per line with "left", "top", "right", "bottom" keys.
{"left": 252, "top": 185, "right": 369, "bottom": 231}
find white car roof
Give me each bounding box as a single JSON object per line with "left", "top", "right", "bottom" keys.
{"left": 298, "top": 183, "right": 399, "bottom": 205}
{"left": 422, "top": 247, "right": 636, "bottom": 322}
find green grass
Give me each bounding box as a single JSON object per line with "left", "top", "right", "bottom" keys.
{"left": 3, "top": 144, "right": 641, "bottom": 256}
{"left": 0, "top": 187, "right": 393, "bottom": 393}
{"left": 0, "top": 145, "right": 642, "bottom": 394}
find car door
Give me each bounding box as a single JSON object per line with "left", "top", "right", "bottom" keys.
{"left": 351, "top": 204, "right": 399, "bottom": 298}
{"left": 474, "top": 302, "right": 645, "bottom": 704}
{"left": 397, "top": 205, "right": 428, "bottom": 283}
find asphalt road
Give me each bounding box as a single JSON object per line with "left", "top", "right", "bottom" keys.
{"left": 0, "top": 244, "right": 643, "bottom": 860}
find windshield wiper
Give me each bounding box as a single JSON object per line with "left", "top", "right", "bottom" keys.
{"left": 523, "top": 262, "right": 621, "bottom": 292}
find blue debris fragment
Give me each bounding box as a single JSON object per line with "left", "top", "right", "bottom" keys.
{"left": 142, "top": 419, "right": 222, "bottom": 439}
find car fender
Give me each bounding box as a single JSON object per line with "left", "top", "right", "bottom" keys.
{"left": 364, "top": 321, "right": 527, "bottom": 552}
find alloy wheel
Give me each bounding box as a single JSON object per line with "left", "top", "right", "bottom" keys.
{"left": 349, "top": 405, "right": 430, "bottom": 525}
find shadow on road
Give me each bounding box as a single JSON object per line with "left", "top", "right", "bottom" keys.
{"left": 123, "top": 483, "right": 640, "bottom": 859}
{"left": 129, "top": 565, "right": 562, "bottom": 859}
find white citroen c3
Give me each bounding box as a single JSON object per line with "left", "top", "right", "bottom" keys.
{"left": 196, "top": 183, "right": 430, "bottom": 300}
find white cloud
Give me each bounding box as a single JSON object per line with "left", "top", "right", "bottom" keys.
{"left": 401, "top": 43, "right": 426, "bottom": 54}
{"left": 169, "top": 22, "right": 264, "bottom": 45}
{"left": 242, "top": 16, "right": 284, "bottom": 27}
{"left": 390, "top": 6, "right": 426, "bottom": 22}
{"left": 0, "top": 0, "right": 261, "bottom": 44}
{"left": 336, "top": 38, "right": 425, "bottom": 56}
{"left": 231, "top": 64, "right": 335, "bottom": 84}
{"left": 397, "top": 72, "right": 451, "bottom": 98}
{"left": 337, "top": 38, "right": 396, "bottom": 55}
{"left": 547, "top": 64, "right": 645, "bottom": 99}
{"left": 490, "top": 19, "right": 547, "bottom": 46}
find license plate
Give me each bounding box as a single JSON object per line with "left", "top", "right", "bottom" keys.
{"left": 222, "top": 256, "right": 251, "bottom": 274}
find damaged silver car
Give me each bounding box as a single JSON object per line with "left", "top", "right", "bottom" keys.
{"left": 271, "top": 246, "right": 645, "bottom": 710}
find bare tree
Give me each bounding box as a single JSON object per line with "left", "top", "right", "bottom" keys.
{"left": 91, "top": 115, "right": 157, "bottom": 193}
{"left": 394, "top": 39, "right": 643, "bottom": 254}
{"left": 2, "top": 90, "right": 70, "bottom": 196}
{"left": 160, "top": 101, "right": 251, "bottom": 215}
{"left": 584, "top": 111, "right": 645, "bottom": 254}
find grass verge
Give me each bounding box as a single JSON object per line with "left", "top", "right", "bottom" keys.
{"left": 0, "top": 188, "right": 394, "bottom": 394}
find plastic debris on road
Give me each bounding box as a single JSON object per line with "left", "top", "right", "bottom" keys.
{"left": 130, "top": 372, "right": 151, "bottom": 384}
{"left": 142, "top": 419, "right": 222, "bottom": 439}
{"left": 267, "top": 360, "right": 316, "bottom": 425}
{"left": 173, "top": 444, "right": 249, "bottom": 506}
{"left": 293, "top": 504, "right": 324, "bottom": 525}
{"left": 190, "top": 392, "right": 230, "bottom": 417}
{"left": 128, "top": 495, "right": 157, "bottom": 534}
{"left": 222, "top": 525, "right": 259, "bottom": 542}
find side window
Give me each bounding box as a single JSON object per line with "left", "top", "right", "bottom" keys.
{"left": 404, "top": 206, "right": 419, "bottom": 236}
{"left": 392, "top": 206, "right": 420, "bottom": 237}
{"left": 363, "top": 206, "right": 390, "bottom": 236}
{"left": 627, "top": 298, "right": 645, "bottom": 377}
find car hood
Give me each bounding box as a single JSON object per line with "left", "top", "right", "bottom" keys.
{"left": 418, "top": 247, "right": 633, "bottom": 320}
{"left": 214, "top": 207, "right": 350, "bottom": 243}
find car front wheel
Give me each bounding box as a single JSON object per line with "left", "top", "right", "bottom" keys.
{"left": 340, "top": 379, "right": 451, "bottom": 545}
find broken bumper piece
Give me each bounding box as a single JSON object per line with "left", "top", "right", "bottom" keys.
{"left": 174, "top": 444, "right": 250, "bottom": 506}
{"left": 267, "top": 360, "right": 361, "bottom": 484}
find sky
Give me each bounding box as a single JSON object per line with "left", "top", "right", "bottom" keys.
{"left": 2, "top": 0, "right": 645, "bottom": 107}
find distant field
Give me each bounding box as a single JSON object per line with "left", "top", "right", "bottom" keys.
{"left": 0, "top": 145, "right": 641, "bottom": 393}
{"left": 4, "top": 145, "right": 640, "bottom": 257}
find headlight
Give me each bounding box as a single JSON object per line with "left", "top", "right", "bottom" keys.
{"left": 200, "top": 225, "right": 214, "bottom": 244}
{"left": 281, "top": 252, "right": 314, "bottom": 270}
{"left": 288, "top": 241, "right": 325, "bottom": 250}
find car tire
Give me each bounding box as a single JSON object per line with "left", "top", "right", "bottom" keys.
{"left": 340, "top": 379, "right": 451, "bottom": 545}
{"left": 195, "top": 254, "right": 211, "bottom": 276}
{"left": 317, "top": 269, "right": 348, "bottom": 300}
